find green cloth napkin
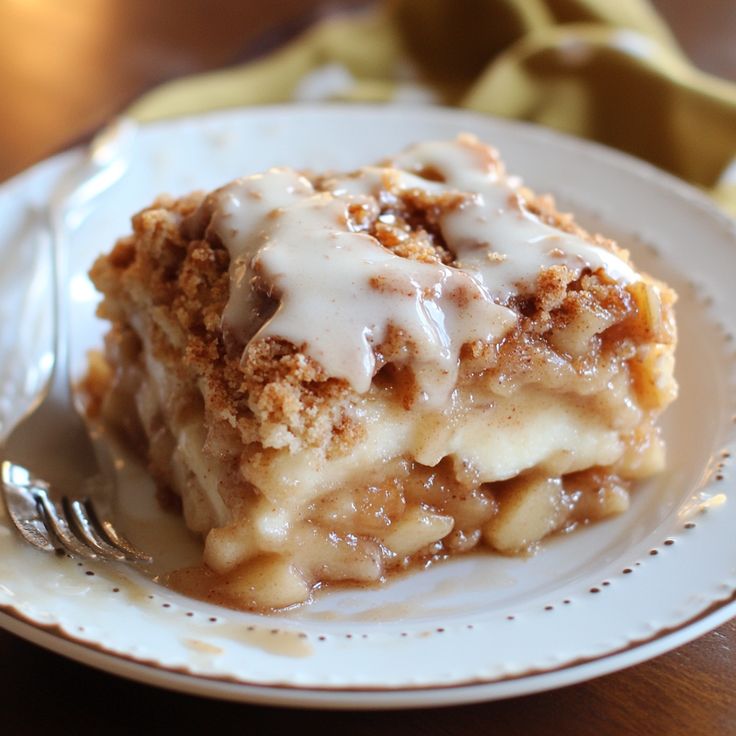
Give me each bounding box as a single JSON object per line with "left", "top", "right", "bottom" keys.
{"left": 128, "top": 0, "right": 736, "bottom": 214}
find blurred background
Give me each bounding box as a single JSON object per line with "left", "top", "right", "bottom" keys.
{"left": 1, "top": 0, "right": 734, "bottom": 182}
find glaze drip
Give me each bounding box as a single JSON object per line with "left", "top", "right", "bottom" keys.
{"left": 211, "top": 136, "right": 638, "bottom": 404}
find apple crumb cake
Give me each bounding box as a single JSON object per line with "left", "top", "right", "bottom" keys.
{"left": 88, "top": 134, "right": 677, "bottom": 611}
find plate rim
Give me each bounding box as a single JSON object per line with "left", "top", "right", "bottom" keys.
{"left": 4, "top": 589, "right": 736, "bottom": 709}
{"left": 1, "top": 102, "right": 735, "bottom": 708}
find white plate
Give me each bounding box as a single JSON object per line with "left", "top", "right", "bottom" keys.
{"left": 1, "top": 105, "right": 735, "bottom": 710}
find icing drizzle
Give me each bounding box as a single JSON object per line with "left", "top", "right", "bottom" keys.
{"left": 211, "top": 136, "right": 638, "bottom": 405}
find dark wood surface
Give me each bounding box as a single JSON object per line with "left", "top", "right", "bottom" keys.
{"left": 1, "top": 1, "right": 735, "bottom": 733}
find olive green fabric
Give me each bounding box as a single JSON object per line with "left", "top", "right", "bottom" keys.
{"left": 128, "top": 0, "right": 736, "bottom": 214}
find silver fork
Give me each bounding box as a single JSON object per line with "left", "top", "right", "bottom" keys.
{"left": 1, "top": 118, "right": 150, "bottom": 563}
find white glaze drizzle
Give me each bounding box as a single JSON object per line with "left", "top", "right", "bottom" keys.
{"left": 335, "top": 138, "right": 638, "bottom": 299}
{"left": 211, "top": 137, "right": 638, "bottom": 404}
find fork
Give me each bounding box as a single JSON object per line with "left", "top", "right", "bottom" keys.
{"left": 0, "top": 117, "right": 150, "bottom": 563}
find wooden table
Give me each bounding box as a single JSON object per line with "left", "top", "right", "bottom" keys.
{"left": 1, "top": 1, "right": 735, "bottom": 733}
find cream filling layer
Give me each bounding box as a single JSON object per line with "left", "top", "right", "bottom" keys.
{"left": 241, "top": 386, "right": 626, "bottom": 509}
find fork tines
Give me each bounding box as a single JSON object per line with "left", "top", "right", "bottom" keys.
{"left": 2, "top": 461, "right": 151, "bottom": 563}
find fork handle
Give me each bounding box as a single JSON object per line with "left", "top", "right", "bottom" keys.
{"left": 45, "top": 204, "right": 75, "bottom": 413}
{"left": 42, "top": 117, "right": 137, "bottom": 413}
